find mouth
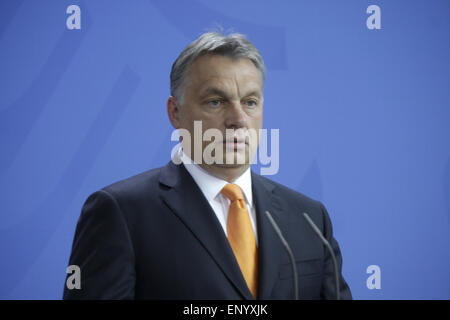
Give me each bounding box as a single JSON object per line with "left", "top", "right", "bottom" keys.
{"left": 223, "top": 139, "right": 248, "bottom": 150}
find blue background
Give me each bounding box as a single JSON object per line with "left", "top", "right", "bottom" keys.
{"left": 0, "top": 0, "right": 449, "bottom": 299}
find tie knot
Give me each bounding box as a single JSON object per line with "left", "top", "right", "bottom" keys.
{"left": 221, "top": 184, "right": 245, "bottom": 202}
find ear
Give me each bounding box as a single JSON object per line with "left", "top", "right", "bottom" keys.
{"left": 167, "top": 96, "right": 180, "bottom": 129}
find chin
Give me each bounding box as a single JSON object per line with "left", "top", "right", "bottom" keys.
{"left": 213, "top": 163, "right": 249, "bottom": 170}
{"left": 221, "top": 150, "right": 250, "bottom": 166}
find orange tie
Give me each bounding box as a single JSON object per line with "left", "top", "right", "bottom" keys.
{"left": 221, "top": 183, "right": 258, "bottom": 298}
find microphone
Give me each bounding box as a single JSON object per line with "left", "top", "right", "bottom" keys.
{"left": 264, "top": 211, "right": 299, "bottom": 300}
{"left": 302, "top": 212, "right": 340, "bottom": 300}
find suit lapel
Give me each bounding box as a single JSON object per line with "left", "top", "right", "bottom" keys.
{"left": 158, "top": 161, "right": 254, "bottom": 300}
{"left": 252, "top": 172, "right": 285, "bottom": 299}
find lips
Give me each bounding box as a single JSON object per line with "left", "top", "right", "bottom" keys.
{"left": 223, "top": 139, "right": 247, "bottom": 144}
{"left": 223, "top": 139, "right": 247, "bottom": 151}
{"left": 223, "top": 139, "right": 248, "bottom": 148}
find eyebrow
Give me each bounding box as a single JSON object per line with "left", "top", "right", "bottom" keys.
{"left": 199, "top": 87, "right": 229, "bottom": 100}
{"left": 199, "top": 87, "right": 262, "bottom": 100}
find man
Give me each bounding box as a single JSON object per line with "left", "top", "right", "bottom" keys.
{"left": 63, "top": 32, "right": 352, "bottom": 300}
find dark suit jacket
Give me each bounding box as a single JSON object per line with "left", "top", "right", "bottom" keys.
{"left": 63, "top": 161, "right": 352, "bottom": 299}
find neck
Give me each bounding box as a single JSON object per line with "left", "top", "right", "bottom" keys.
{"left": 198, "top": 163, "right": 249, "bottom": 183}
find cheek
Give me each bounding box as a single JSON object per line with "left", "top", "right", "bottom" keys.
{"left": 181, "top": 104, "right": 209, "bottom": 121}
{"left": 178, "top": 117, "right": 192, "bottom": 131}
{"left": 249, "top": 113, "right": 263, "bottom": 129}
{"left": 194, "top": 112, "right": 224, "bottom": 131}
{"left": 178, "top": 109, "right": 220, "bottom": 136}
{"left": 178, "top": 106, "right": 197, "bottom": 128}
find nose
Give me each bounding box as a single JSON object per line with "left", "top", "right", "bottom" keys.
{"left": 224, "top": 101, "right": 248, "bottom": 129}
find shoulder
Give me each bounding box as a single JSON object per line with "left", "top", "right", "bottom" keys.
{"left": 96, "top": 165, "right": 165, "bottom": 204}
{"left": 252, "top": 173, "right": 336, "bottom": 236}
{"left": 253, "top": 173, "right": 321, "bottom": 205}
{"left": 252, "top": 172, "right": 326, "bottom": 216}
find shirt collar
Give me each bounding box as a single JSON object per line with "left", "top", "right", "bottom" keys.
{"left": 180, "top": 148, "right": 253, "bottom": 205}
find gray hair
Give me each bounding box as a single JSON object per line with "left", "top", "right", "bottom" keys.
{"left": 170, "top": 31, "right": 265, "bottom": 104}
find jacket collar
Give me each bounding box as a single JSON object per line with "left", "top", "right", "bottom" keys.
{"left": 159, "top": 161, "right": 285, "bottom": 299}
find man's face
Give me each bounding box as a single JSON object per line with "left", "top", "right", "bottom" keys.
{"left": 175, "top": 54, "right": 263, "bottom": 173}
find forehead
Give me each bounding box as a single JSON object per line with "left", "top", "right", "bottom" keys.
{"left": 185, "top": 54, "right": 263, "bottom": 93}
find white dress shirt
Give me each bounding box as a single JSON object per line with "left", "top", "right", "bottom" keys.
{"left": 175, "top": 146, "right": 259, "bottom": 245}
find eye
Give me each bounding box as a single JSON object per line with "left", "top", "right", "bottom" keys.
{"left": 245, "top": 100, "right": 258, "bottom": 108}
{"left": 207, "top": 99, "right": 222, "bottom": 108}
